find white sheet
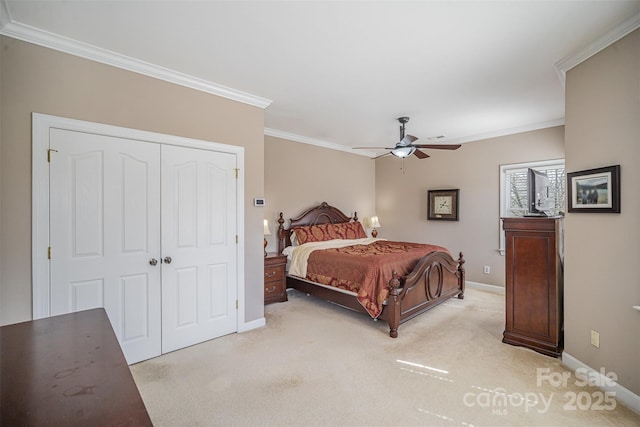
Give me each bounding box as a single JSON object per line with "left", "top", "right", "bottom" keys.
{"left": 287, "top": 238, "right": 383, "bottom": 279}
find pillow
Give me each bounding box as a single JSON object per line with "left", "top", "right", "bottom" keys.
{"left": 289, "top": 231, "right": 298, "bottom": 246}
{"left": 292, "top": 225, "right": 322, "bottom": 245}
{"left": 338, "top": 221, "right": 367, "bottom": 240}
{"left": 282, "top": 245, "right": 295, "bottom": 259}
{"left": 293, "top": 222, "right": 367, "bottom": 245}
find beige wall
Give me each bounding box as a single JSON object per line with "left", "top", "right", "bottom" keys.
{"left": 375, "top": 126, "right": 564, "bottom": 286}
{"left": 564, "top": 29, "right": 639, "bottom": 395}
{"left": 0, "top": 37, "right": 266, "bottom": 325}
{"left": 264, "top": 135, "right": 376, "bottom": 249}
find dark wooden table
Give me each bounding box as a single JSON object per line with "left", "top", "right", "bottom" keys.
{"left": 1, "top": 308, "right": 152, "bottom": 426}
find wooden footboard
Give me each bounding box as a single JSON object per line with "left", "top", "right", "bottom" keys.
{"left": 382, "top": 251, "right": 465, "bottom": 338}
{"left": 287, "top": 251, "right": 465, "bottom": 338}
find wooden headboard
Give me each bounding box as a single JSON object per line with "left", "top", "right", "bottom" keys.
{"left": 277, "top": 202, "right": 358, "bottom": 254}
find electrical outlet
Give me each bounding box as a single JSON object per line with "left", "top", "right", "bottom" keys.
{"left": 591, "top": 330, "right": 600, "bottom": 348}
{"left": 483, "top": 266, "right": 490, "bottom": 274}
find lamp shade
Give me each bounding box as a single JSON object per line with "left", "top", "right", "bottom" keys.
{"left": 369, "top": 216, "right": 381, "bottom": 228}
{"left": 263, "top": 219, "right": 271, "bottom": 235}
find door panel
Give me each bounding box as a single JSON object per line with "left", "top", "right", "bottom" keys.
{"left": 176, "top": 267, "right": 198, "bottom": 327}
{"left": 50, "top": 129, "right": 162, "bottom": 364}
{"left": 176, "top": 161, "right": 198, "bottom": 248}
{"left": 209, "top": 263, "right": 228, "bottom": 319}
{"left": 70, "top": 279, "right": 104, "bottom": 311}
{"left": 161, "top": 145, "right": 237, "bottom": 354}
{"left": 122, "top": 154, "right": 152, "bottom": 253}
{"left": 71, "top": 151, "right": 104, "bottom": 257}
{"left": 121, "top": 273, "right": 151, "bottom": 341}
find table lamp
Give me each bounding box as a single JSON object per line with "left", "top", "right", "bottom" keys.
{"left": 369, "top": 216, "right": 381, "bottom": 238}
{"left": 263, "top": 219, "right": 271, "bottom": 256}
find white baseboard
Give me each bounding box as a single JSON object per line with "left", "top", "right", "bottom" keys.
{"left": 238, "top": 317, "right": 266, "bottom": 333}
{"left": 562, "top": 352, "right": 640, "bottom": 415}
{"left": 465, "top": 281, "right": 505, "bottom": 295}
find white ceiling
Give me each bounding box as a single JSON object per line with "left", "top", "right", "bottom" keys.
{"left": 2, "top": 1, "right": 640, "bottom": 156}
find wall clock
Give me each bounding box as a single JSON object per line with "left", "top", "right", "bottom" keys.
{"left": 428, "top": 189, "right": 459, "bottom": 221}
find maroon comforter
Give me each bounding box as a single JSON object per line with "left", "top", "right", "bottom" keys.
{"left": 305, "top": 240, "right": 449, "bottom": 318}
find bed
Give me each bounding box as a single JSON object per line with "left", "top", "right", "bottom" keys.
{"left": 277, "top": 202, "right": 465, "bottom": 338}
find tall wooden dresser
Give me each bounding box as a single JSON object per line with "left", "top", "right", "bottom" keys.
{"left": 502, "top": 217, "right": 563, "bottom": 357}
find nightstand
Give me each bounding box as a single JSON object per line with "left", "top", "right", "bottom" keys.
{"left": 264, "top": 253, "right": 288, "bottom": 304}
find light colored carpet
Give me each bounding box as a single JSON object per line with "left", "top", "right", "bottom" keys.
{"left": 131, "top": 288, "right": 640, "bottom": 426}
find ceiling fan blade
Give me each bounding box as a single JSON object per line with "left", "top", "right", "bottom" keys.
{"left": 353, "top": 146, "right": 397, "bottom": 150}
{"left": 373, "top": 152, "right": 392, "bottom": 159}
{"left": 413, "top": 149, "right": 429, "bottom": 159}
{"left": 412, "top": 144, "right": 462, "bottom": 150}
{"left": 398, "top": 134, "right": 418, "bottom": 146}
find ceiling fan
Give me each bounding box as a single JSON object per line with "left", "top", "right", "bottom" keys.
{"left": 354, "top": 117, "right": 461, "bottom": 159}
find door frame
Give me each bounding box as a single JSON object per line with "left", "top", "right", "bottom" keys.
{"left": 32, "top": 113, "right": 245, "bottom": 328}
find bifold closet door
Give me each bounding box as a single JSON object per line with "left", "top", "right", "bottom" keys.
{"left": 49, "top": 129, "right": 162, "bottom": 364}
{"left": 48, "top": 129, "right": 238, "bottom": 364}
{"left": 160, "top": 145, "right": 238, "bottom": 354}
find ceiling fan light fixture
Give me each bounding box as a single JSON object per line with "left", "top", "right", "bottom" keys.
{"left": 391, "top": 146, "right": 415, "bottom": 158}
{"left": 353, "top": 116, "right": 460, "bottom": 160}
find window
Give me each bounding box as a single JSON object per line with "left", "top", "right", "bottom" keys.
{"left": 499, "top": 159, "right": 565, "bottom": 254}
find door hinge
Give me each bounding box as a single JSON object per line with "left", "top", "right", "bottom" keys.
{"left": 48, "top": 247, "right": 52, "bottom": 259}
{"left": 236, "top": 235, "right": 238, "bottom": 244}
{"left": 234, "top": 168, "right": 239, "bottom": 179}
{"left": 47, "top": 149, "right": 58, "bottom": 163}
{"left": 236, "top": 300, "right": 238, "bottom": 310}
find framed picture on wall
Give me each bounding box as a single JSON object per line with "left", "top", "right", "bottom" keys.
{"left": 428, "top": 189, "right": 459, "bottom": 221}
{"left": 567, "top": 165, "right": 620, "bottom": 213}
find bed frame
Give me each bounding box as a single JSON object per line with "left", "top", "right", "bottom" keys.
{"left": 277, "top": 202, "right": 465, "bottom": 338}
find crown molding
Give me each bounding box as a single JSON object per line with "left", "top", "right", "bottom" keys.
{"left": 265, "top": 118, "right": 564, "bottom": 157}
{"left": 444, "top": 118, "right": 565, "bottom": 145}
{"left": 0, "top": 15, "right": 272, "bottom": 109}
{"left": 264, "top": 128, "right": 376, "bottom": 158}
{"left": 554, "top": 12, "right": 640, "bottom": 86}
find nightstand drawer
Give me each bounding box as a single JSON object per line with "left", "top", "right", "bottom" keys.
{"left": 264, "top": 266, "right": 284, "bottom": 282}
{"left": 264, "top": 282, "right": 284, "bottom": 295}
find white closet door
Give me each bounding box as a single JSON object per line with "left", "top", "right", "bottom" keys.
{"left": 161, "top": 145, "right": 238, "bottom": 353}
{"left": 49, "top": 129, "right": 162, "bottom": 364}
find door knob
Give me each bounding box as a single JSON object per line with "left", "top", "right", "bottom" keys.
{"left": 164, "top": 256, "right": 172, "bottom": 265}
{"left": 149, "top": 258, "right": 158, "bottom": 266}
